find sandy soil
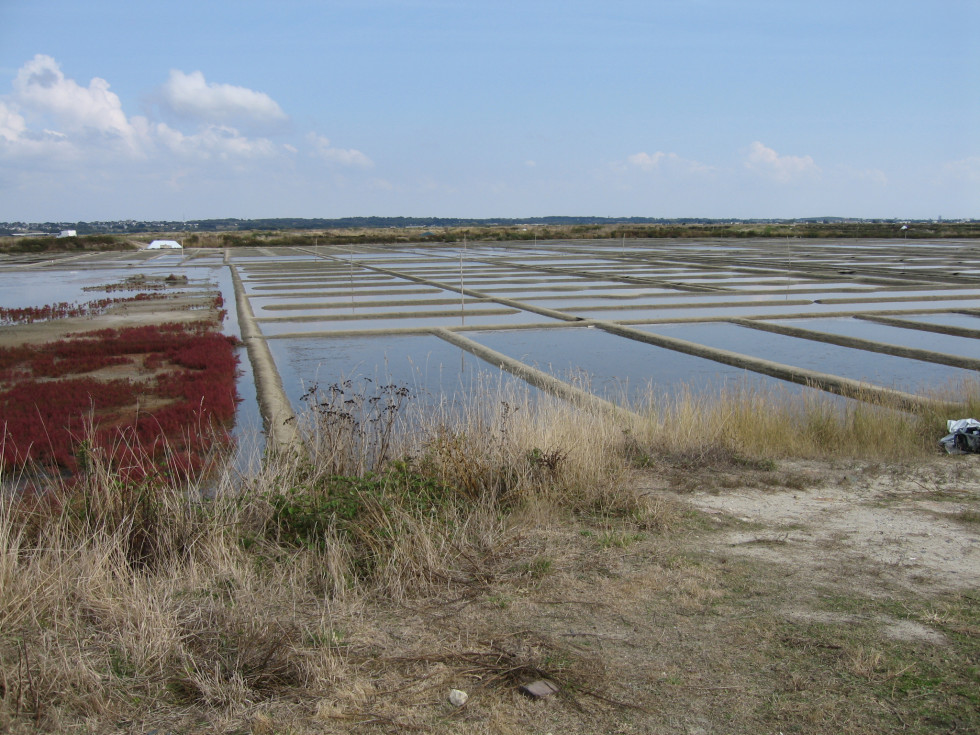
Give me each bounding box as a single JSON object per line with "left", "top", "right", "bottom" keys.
{"left": 0, "top": 293, "right": 218, "bottom": 349}
{"left": 652, "top": 458, "right": 980, "bottom": 595}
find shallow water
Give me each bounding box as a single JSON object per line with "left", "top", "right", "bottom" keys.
{"left": 0, "top": 266, "right": 222, "bottom": 310}
{"left": 568, "top": 303, "right": 822, "bottom": 320}
{"left": 771, "top": 317, "right": 980, "bottom": 359}
{"left": 564, "top": 297, "right": 980, "bottom": 322}
{"left": 267, "top": 334, "right": 531, "bottom": 414}
{"left": 535, "top": 292, "right": 812, "bottom": 310}
{"left": 637, "top": 322, "right": 975, "bottom": 391}
{"left": 256, "top": 308, "right": 558, "bottom": 335}
{"left": 898, "top": 313, "right": 980, "bottom": 330}
{"left": 0, "top": 269, "right": 135, "bottom": 307}
{"left": 211, "top": 268, "right": 263, "bottom": 460}
{"left": 468, "top": 326, "right": 813, "bottom": 404}
{"left": 723, "top": 281, "right": 876, "bottom": 292}
{"left": 248, "top": 288, "right": 445, "bottom": 302}
{"left": 476, "top": 285, "right": 680, "bottom": 297}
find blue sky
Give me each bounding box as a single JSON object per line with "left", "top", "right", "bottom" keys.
{"left": 1, "top": 0, "right": 976, "bottom": 221}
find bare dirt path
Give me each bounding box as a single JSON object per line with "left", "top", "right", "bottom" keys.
{"left": 653, "top": 458, "right": 980, "bottom": 595}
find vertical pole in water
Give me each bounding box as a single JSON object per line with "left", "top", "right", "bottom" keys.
{"left": 460, "top": 235, "right": 466, "bottom": 327}
{"left": 350, "top": 243, "right": 355, "bottom": 313}
{"left": 459, "top": 236, "right": 466, "bottom": 374}
{"left": 785, "top": 237, "right": 791, "bottom": 301}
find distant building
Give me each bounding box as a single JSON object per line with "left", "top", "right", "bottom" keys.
{"left": 147, "top": 239, "right": 182, "bottom": 249}
{"left": 57, "top": 230, "right": 77, "bottom": 238}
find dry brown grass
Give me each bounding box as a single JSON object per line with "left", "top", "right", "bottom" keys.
{"left": 1, "top": 377, "right": 977, "bottom": 732}
{"left": 0, "top": 381, "right": 647, "bottom": 732}
{"left": 633, "top": 377, "right": 980, "bottom": 464}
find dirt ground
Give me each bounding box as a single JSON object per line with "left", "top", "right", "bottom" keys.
{"left": 0, "top": 292, "right": 217, "bottom": 349}
{"left": 273, "top": 459, "right": 979, "bottom": 735}
{"left": 653, "top": 458, "right": 980, "bottom": 596}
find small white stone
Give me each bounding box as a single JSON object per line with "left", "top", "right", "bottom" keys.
{"left": 449, "top": 689, "right": 468, "bottom": 707}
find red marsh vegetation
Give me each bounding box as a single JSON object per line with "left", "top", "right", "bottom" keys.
{"left": 0, "top": 295, "right": 239, "bottom": 483}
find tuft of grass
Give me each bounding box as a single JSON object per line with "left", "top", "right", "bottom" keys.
{"left": 952, "top": 509, "right": 980, "bottom": 526}
{"left": 596, "top": 531, "right": 646, "bottom": 549}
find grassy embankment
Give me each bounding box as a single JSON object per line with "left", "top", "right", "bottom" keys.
{"left": 1, "top": 378, "right": 978, "bottom": 732}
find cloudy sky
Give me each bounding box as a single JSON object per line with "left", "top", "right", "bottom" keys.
{"left": 1, "top": 0, "right": 976, "bottom": 222}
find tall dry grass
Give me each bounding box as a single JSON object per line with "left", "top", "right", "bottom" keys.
{"left": 0, "top": 373, "right": 975, "bottom": 731}
{"left": 0, "top": 378, "right": 643, "bottom": 731}
{"left": 634, "top": 377, "right": 980, "bottom": 462}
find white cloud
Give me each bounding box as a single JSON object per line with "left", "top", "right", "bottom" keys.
{"left": 307, "top": 133, "right": 373, "bottom": 168}
{"left": 624, "top": 150, "right": 713, "bottom": 175}
{"left": 1, "top": 56, "right": 155, "bottom": 163}
{"left": 744, "top": 141, "right": 819, "bottom": 182}
{"left": 155, "top": 122, "right": 280, "bottom": 160}
{"left": 0, "top": 97, "right": 80, "bottom": 162}
{"left": 943, "top": 156, "right": 980, "bottom": 183}
{"left": 0, "top": 55, "right": 377, "bottom": 218}
{"left": 627, "top": 151, "right": 667, "bottom": 170}
{"left": 13, "top": 55, "right": 130, "bottom": 138}
{"left": 0, "top": 101, "right": 26, "bottom": 142}
{"left": 160, "top": 70, "right": 287, "bottom": 130}
{"left": 0, "top": 56, "right": 317, "bottom": 168}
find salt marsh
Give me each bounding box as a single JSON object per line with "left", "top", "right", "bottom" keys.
{"left": 3, "top": 238, "right": 979, "bottom": 440}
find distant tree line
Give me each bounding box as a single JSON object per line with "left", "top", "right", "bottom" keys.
{"left": 4, "top": 216, "right": 977, "bottom": 238}
{"left": 3, "top": 220, "right": 979, "bottom": 253}
{"left": 0, "top": 234, "right": 132, "bottom": 254}
{"left": 180, "top": 220, "right": 980, "bottom": 248}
